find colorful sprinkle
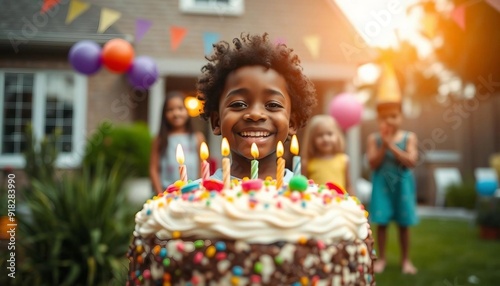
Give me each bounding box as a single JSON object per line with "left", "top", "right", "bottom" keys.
{"left": 241, "top": 179, "right": 263, "bottom": 191}
{"left": 153, "top": 245, "right": 161, "bottom": 255}
{"left": 194, "top": 240, "right": 204, "bottom": 249}
{"left": 136, "top": 245, "right": 143, "bottom": 253}
{"left": 250, "top": 275, "right": 261, "bottom": 283}
{"left": 215, "top": 241, "right": 226, "bottom": 251}
{"left": 193, "top": 252, "right": 203, "bottom": 264}
{"left": 230, "top": 276, "right": 239, "bottom": 286}
{"left": 176, "top": 242, "right": 185, "bottom": 252}
{"left": 172, "top": 231, "right": 181, "bottom": 239}
{"left": 162, "top": 258, "right": 170, "bottom": 267}
{"left": 215, "top": 252, "right": 227, "bottom": 261}
{"left": 205, "top": 246, "right": 216, "bottom": 258}
{"left": 159, "top": 248, "right": 167, "bottom": 258}
{"left": 232, "top": 265, "right": 244, "bottom": 276}
{"left": 143, "top": 269, "right": 151, "bottom": 279}
{"left": 253, "top": 261, "right": 263, "bottom": 274}
{"left": 274, "top": 256, "right": 284, "bottom": 265}
{"left": 298, "top": 236, "right": 307, "bottom": 245}
{"left": 317, "top": 240, "right": 325, "bottom": 250}
{"left": 300, "top": 276, "right": 309, "bottom": 285}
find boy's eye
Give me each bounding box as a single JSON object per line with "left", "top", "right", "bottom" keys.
{"left": 228, "top": 101, "right": 247, "bottom": 109}
{"left": 266, "top": 101, "right": 284, "bottom": 109}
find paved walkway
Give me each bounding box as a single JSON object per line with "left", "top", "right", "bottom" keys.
{"left": 417, "top": 206, "right": 476, "bottom": 221}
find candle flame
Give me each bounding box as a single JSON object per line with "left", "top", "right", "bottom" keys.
{"left": 251, "top": 143, "right": 259, "bottom": 159}
{"left": 176, "top": 144, "right": 185, "bottom": 165}
{"left": 277, "top": 141, "right": 284, "bottom": 157}
{"left": 221, "top": 137, "right": 230, "bottom": 157}
{"left": 200, "top": 142, "right": 209, "bottom": 160}
{"left": 290, "top": 135, "right": 299, "bottom": 155}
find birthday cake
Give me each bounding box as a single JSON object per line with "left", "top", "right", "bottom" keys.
{"left": 127, "top": 175, "right": 376, "bottom": 286}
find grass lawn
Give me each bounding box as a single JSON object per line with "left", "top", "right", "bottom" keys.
{"left": 373, "top": 218, "right": 500, "bottom": 286}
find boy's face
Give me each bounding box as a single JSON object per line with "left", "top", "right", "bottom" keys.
{"left": 210, "top": 65, "right": 296, "bottom": 160}
{"left": 377, "top": 103, "right": 402, "bottom": 131}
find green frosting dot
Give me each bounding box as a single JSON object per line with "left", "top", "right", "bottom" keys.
{"left": 254, "top": 261, "right": 263, "bottom": 274}
{"left": 194, "top": 240, "right": 204, "bottom": 249}
{"left": 163, "top": 258, "right": 170, "bottom": 267}
{"left": 289, "top": 175, "right": 308, "bottom": 192}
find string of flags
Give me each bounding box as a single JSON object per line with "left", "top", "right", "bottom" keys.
{"left": 45, "top": 0, "right": 500, "bottom": 58}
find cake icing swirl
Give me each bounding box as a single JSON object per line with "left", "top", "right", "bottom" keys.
{"left": 134, "top": 178, "right": 369, "bottom": 244}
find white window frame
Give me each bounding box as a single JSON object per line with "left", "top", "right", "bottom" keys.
{"left": 0, "top": 69, "right": 87, "bottom": 169}
{"left": 179, "top": 0, "right": 244, "bottom": 16}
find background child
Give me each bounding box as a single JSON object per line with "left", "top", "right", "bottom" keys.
{"left": 197, "top": 33, "right": 317, "bottom": 181}
{"left": 366, "top": 102, "right": 419, "bottom": 275}
{"left": 149, "top": 91, "right": 205, "bottom": 194}
{"left": 302, "top": 114, "right": 354, "bottom": 195}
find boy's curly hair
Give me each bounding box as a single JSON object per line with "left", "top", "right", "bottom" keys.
{"left": 197, "top": 33, "right": 317, "bottom": 129}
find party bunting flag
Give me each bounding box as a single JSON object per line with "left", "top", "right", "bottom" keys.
{"left": 485, "top": 0, "right": 500, "bottom": 13}
{"left": 303, "top": 35, "right": 320, "bottom": 59}
{"left": 41, "top": 0, "right": 60, "bottom": 14}
{"left": 170, "top": 26, "right": 187, "bottom": 51}
{"left": 98, "top": 8, "right": 121, "bottom": 33}
{"left": 451, "top": 5, "right": 466, "bottom": 30}
{"left": 135, "top": 19, "right": 152, "bottom": 43}
{"left": 65, "top": 0, "right": 90, "bottom": 24}
{"left": 203, "top": 32, "right": 220, "bottom": 55}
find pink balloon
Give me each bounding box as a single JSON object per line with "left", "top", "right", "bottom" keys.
{"left": 329, "top": 93, "right": 363, "bottom": 130}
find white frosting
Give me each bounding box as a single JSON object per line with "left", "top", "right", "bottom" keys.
{"left": 134, "top": 182, "right": 369, "bottom": 244}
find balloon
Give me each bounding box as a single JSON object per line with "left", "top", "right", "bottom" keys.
{"left": 126, "top": 56, "right": 159, "bottom": 90}
{"left": 329, "top": 93, "right": 363, "bottom": 131}
{"left": 68, "top": 41, "right": 102, "bottom": 75}
{"left": 476, "top": 180, "right": 498, "bottom": 196}
{"left": 101, "top": 38, "right": 135, "bottom": 73}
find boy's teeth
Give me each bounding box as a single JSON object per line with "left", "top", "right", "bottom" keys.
{"left": 240, "top": 131, "right": 270, "bottom": 137}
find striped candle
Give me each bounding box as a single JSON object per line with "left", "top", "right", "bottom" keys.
{"left": 200, "top": 142, "right": 210, "bottom": 180}
{"left": 250, "top": 143, "right": 259, "bottom": 179}
{"left": 176, "top": 144, "right": 188, "bottom": 183}
{"left": 221, "top": 138, "right": 231, "bottom": 189}
{"left": 276, "top": 141, "right": 285, "bottom": 189}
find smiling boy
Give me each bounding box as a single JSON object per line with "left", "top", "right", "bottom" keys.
{"left": 197, "top": 33, "right": 317, "bottom": 181}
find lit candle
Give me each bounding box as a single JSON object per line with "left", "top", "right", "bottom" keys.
{"left": 221, "top": 138, "right": 231, "bottom": 189}
{"left": 176, "top": 144, "right": 187, "bottom": 183}
{"left": 250, "top": 143, "right": 259, "bottom": 179}
{"left": 276, "top": 141, "right": 285, "bottom": 189}
{"left": 290, "top": 135, "right": 301, "bottom": 176}
{"left": 200, "top": 142, "right": 210, "bottom": 180}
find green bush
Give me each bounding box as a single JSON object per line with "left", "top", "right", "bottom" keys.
{"left": 445, "top": 178, "right": 476, "bottom": 210}
{"left": 84, "top": 121, "right": 152, "bottom": 177}
{"left": 17, "top": 159, "right": 135, "bottom": 285}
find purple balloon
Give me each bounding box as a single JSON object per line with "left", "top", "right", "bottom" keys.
{"left": 68, "top": 41, "right": 102, "bottom": 75}
{"left": 127, "top": 56, "right": 159, "bottom": 90}
{"left": 329, "top": 93, "right": 363, "bottom": 131}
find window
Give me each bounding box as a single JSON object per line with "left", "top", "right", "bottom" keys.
{"left": 179, "top": 0, "right": 244, "bottom": 16}
{"left": 0, "top": 70, "right": 87, "bottom": 168}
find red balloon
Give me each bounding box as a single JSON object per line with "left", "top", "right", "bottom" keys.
{"left": 101, "top": 38, "right": 134, "bottom": 73}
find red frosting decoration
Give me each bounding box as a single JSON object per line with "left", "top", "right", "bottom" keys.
{"left": 241, "top": 179, "right": 263, "bottom": 192}
{"left": 166, "top": 184, "right": 179, "bottom": 193}
{"left": 202, "top": 179, "right": 224, "bottom": 192}
{"left": 325, "top": 182, "right": 346, "bottom": 195}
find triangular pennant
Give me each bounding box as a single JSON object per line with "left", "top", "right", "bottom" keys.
{"left": 485, "top": 0, "right": 500, "bottom": 13}
{"left": 203, "top": 32, "right": 220, "bottom": 55}
{"left": 65, "top": 0, "right": 90, "bottom": 24}
{"left": 135, "top": 18, "right": 152, "bottom": 43}
{"left": 303, "top": 35, "right": 320, "bottom": 59}
{"left": 41, "top": 0, "right": 60, "bottom": 14}
{"left": 98, "top": 8, "right": 121, "bottom": 33}
{"left": 451, "top": 5, "right": 466, "bottom": 30}
{"left": 376, "top": 62, "right": 402, "bottom": 105}
{"left": 170, "top": 26, "right": 187, "bottom": 51}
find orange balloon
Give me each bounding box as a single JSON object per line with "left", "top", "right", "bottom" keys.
{"left": 101, "top": 38, "right": 135, "bottom": 73}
